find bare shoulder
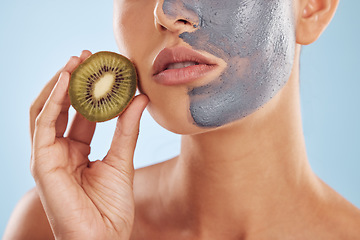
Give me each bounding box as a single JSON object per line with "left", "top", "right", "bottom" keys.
{"left": 131, "top": 157, "right": 178, "bottom": 240}
{"left": 317, "top": 182, "right": 360, "bottom": 239}
{"left": 331, "top": 196, "right": 360, "bottom": 239}
{"left": 3, "top": 187, "right": 54, "bottom": 240}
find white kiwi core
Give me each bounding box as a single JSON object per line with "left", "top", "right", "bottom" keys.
{"left": 93, "top": 73, "right": 115, "bottom": 99}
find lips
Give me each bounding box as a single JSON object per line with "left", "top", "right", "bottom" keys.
{"left": 152, "top": 47, "right": 218, "bottom": 86}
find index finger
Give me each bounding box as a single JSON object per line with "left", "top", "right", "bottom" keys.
{"left": 33, "top": 71, "right": 71, "bottom": 149}
{"left": 30, "top": 50, "right": 92, "bottom": 143}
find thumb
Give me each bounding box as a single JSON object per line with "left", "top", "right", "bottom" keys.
{"left": 103, "top": 94, "right": 149, "bottom": 173}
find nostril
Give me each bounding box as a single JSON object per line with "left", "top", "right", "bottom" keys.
{"left": 176, "top": 18, "right": 198, "bottom": 29}
{"left": 158, "top": 18, "right": 195, "bottom": 32}
{"left": 154, "top": 1, "right": 199, "bottom": 33}
{"left": 177, "top": 19, "right": 189, "bottom": 25}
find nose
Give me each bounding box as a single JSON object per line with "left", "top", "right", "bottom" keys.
{"left": 154, "top": 0, "right": 199, "bottom": 33}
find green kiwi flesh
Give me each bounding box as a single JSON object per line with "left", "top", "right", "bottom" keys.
{"left": 69, "top": 51, "right": 137, "bottom": 122}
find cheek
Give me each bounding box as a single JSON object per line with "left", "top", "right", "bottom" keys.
{"left": 113, "top": 1, "right": 160, "bottom": 96}
{"left": 145, "top": 86, "right": 200, "bottom": 134}
{"left": 114, "top": 1, "right": 206, "bottom": 134}
{"left": 179, "top": 0, "right": 296, "bottom": 127}
{"left": 113, "top": 1, "right": 155, "bottom": 58}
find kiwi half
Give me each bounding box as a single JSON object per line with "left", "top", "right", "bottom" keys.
{"left": 69, "top": 51, "right": 137, "bottom": 122}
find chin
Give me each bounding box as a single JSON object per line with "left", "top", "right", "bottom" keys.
{"left": 145, "top": 103, "right": 209, "bottom": 135}
{"left": 146, "top": 102, "right": 243, "bottom": 136}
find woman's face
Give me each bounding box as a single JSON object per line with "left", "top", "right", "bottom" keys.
{"left": 113, "top": 0, "right": 296, "bottom": 134}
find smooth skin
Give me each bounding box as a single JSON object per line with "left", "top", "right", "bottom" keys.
{"left": 4, "top": 0, "right": 360, "bottom": 239}
{"left": 5, "top": 50, "right": 149, "bottom": 240}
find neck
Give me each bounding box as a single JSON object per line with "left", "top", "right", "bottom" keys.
{"left": 165, "top": 45, "right": 323, "bottom": 238}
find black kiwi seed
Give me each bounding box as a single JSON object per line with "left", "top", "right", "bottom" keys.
{"left": 69, "top": 51, "right": 137, "bottom": 122}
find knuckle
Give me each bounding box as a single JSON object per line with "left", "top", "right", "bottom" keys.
{"left": 30, "top": 162, "right": 43, "bottom": 181}
{"left": 35, "top": 114, "right": 55, "bottom": 129}
{"left": 30, "top": 156, "right": 39, "bottom": 179}
{"left": 34, "top": 115, "right": 42, "bottom": 128}
{"left": 118, "top": 124, "right": 139, "bottom": 139}
{"left": 30, "top": 162, "right": 37, "bottom": 179}
{"left": 119, "top": 128, "right": 132, "bottom": 138}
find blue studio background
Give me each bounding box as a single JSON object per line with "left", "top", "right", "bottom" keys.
{"left": 1, "top": 0, "right": 359, "bottom": 236}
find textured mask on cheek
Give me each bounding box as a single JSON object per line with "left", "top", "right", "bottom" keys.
{"left": 163, "top": 0, "right": 296, "bottom": 128}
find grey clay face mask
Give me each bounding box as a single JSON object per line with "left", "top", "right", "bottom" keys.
{"left": 163, "top": 0, "right": 296, "bottom": 128}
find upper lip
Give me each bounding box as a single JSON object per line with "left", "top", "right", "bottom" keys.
{"left": 152, "top": 46, "right": 217, "bottom": 76}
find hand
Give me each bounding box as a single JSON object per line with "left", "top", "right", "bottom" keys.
{"left": 30, "top": 50, "right": 149, "bottom": 240}
{"left": 29, "top": 50, "right": 94, "bottom": 144}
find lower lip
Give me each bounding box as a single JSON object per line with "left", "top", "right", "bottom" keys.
{"left": 153, "top": 64, "right": 217, "bottom": 86}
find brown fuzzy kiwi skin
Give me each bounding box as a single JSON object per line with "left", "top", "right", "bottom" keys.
{"left": 68, "top": 51, "right": 137, "bottom": 122}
